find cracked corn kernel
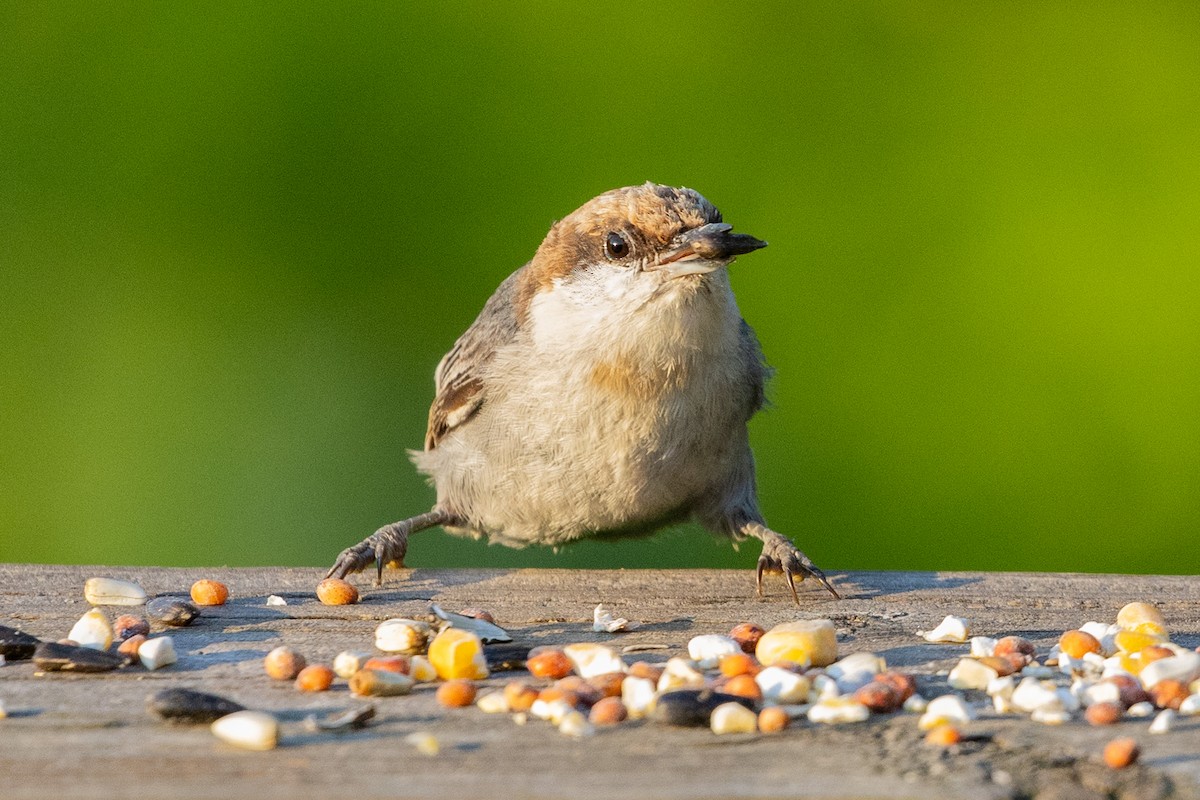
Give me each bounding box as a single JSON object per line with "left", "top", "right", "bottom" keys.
{"left": 428, "top": 628, "right": 488, "bottom": 681}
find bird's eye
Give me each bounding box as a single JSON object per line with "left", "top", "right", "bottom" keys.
{"left": 604, "top": 231, "right": 630, "bottom": 260}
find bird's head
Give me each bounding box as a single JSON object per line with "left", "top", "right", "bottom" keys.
{"left": 524, "top": 183, "right": 767, "bottom": 308}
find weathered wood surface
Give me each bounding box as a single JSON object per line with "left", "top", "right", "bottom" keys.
{"left": 2, "top": 565, "right": 1199, "bottom": 800}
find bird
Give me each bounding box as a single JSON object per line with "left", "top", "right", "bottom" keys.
{"left": 327, "top": 182, "right": 840, "bottom": 603}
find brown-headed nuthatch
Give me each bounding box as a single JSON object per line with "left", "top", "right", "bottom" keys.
{"left": 328, "top": 182, "right": 840, "bottom": 603}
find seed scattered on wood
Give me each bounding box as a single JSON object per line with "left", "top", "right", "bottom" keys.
{"left": 710, "top": 701, "right": 758, "bottom": 735}
{"left": 113, "top": 615, "right": 150, "bottom": 641}
{"left": 305, "top": 705, "right": 376, "bottom": 732}
{"left": 652, "top": 690, "right": 753, "bottom": 728}
{"left": 1058, "top": 630, "right": 1102, "bottom": 659}
{"left": 924, "top": 724, "right": 962, "bottom": 746}
{"left": 33, "top": 641, "right": 128, "bottom": 672}
{"left": 295, "top": 664, "right": 335, "bottom": 692}
{"left": 349, "top": 668, "right": 414, "bottom": 697}
{"left": 148, "top": 688, "right": 245, "bottom": 723}
{"left": 68, "top": 609, "right": 113, "bottom": 651}
{"left": 83, "top": 577, "right": 147, "bottom": 607}
{"left": 374, "top": 618, "right": 432, "bottom": 655}
{"left": 729, "top": 622, "right": 765, "bottom": 654}
{"left": 854, "top": 681, "right": 902, "bottom": 713}
{"left": 118, "top": 634, "right": 147, "bottom": 663}
{"left": 758, "top": 706, "right": 789, "bottom": 734}
{"left": 1103, "top": 737, "right": 1140, "bottom": 769}
{"left": 146, "top": 597, "right": 199, "bottom": 627}
{"left": 436, "top": 679, "right": 477, "bottom": 707}
{"left": 527, "top": 649, "right": 573, "bottom": 680}
{"left": 1085, "top": 702, "right": 1122, "bottom": 726}
{"left": 0, "top": 625, "right": 40, "bottom": 660}
{"left": 504, "top": 681, "right": 540, "bottom": 712}
{"left": 138, "top": 636, "right": 177, "bottom": 671}
{"left": 190, "top": 579, "right": 229, "bottom": 606}
{"left": 263, "top": 646, "right": 306, "bottom": 680}
{"left": 362, "top": 656, "right": 410, "bottom": 675}
{"left": 428, "top": 628, "right": 489, "bottom": 680}
{"left": 315, "top": 578, "right": 358, "bottom": 606}
{"left": 1150, "top": 679, "right": 1189, "bottom": 710}
{"left": 589, "top": 696, "right": 628, "bottom": 726}
{"left": 211, "top": 710, "right": 279, "bottom": 751}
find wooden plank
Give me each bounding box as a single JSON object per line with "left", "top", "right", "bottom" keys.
{"left": 1, "top": 565, "right": 1198, "bottom": 799}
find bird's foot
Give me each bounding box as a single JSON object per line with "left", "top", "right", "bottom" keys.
{"left": 754, "top": 529, "right": 841, "bottom": 604}
{"left": 326, "top": 521, "right": 411, "bottom": 585}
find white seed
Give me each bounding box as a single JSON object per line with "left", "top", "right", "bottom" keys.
{"left": 1100, "top": 657, "right": 1132, "bottom": 680}
{"left": 987, "top": 675, "right": 1015, "bottom": 700}
{"left": 808, "top": 697, "right": 870, "bottom": 725}
{"left": 475, "top": 691, "right": 509, "bottom": 714}
{"left": 1127, "top": 701, "right": 1155, "bottom": 718}
{"left": 405, "top": 731, "right": 439, "bottom": 756}
{"left": 1149, "top": 709, "right": 1176, "bottom": 734}
{"left": 68, "top": 609, "right": 113, "bottom": 651}
{"left": 969, "top": 636, "right": 998, "bottom": 658}
{"left": 138, "top": 637, "right": 177, "bottom": 671}
{"left": 949, "top": 658, "right": 999, "bottom": 691}
{"left": 1084, "top": 681, "right": 1122, "bottom": 707}
{"left": 530, "top": 698, "right": 574, "bottom": 724}
{"left": 332, "top": 651, "right": 372, "bottom": 679}
{"left": 827, "top": 652, "right": 885, "bottom": 693}
{"left": 1011, "top": 678, "right": 1061, "bottom": 713}
{"left": 710, "top": 701, "right": 758, "bottom": 734}
{"left": 687, "top": 635, "right": 741, "bottom": 670}
{"left": 1139, "top": 651, "right": 1200, "bottom": 690}
{"left": 211, "top": 711, "right": 279, "bottom": 751}
{"left": 657, "top": 656, "right": 705, "bottom": 692}
{"left": 563, "top": 643, "right": 625, "bottom": 678}
{"left": 918, "top": 694, "right": 975, "bottom": 730}
{"left": 408, "top": 655, "right": 438, "bottom": 682}
{"left": 621, "top": 676, "right": 657, "bottom": 719}
{"left": 83, "top": 577, "right": 147, "bottom": 607}
{"left": 374, "top": 618, "right": 432, "bottom": 655}
{"left": 811, "top": 673, "right": 839, "bottom": 698}
{"left": 1031, "top": 708, "right": 1072, "bottom": 725}
{"left": 917, "top": 616, "right": 970, "bottom": 644}
{"left": 1177, "top": 694, "right": 1200, "bottom": 716}
{"left": 558, "top": 710, "right": 595, "bottom": 738}
{"left": 903, "top": 694, "right": 928, "bottom": 714}
{"left": 755, "top": 666, "right": 811, "bottom": 704}
{"left": 265, "top": 595, "right": 287, "bottom": 606}
{"left": 1023, "top": 665, "right": 1055, "bottom": 679}
{"left": 1079, "top": 621, "right": 1118, "bottom": 656}
{"left": 592, "top": 604, "right": 630, "bottom": 633}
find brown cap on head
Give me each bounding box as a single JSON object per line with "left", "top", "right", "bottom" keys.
{"left": 513, "top": 183, "right": 766, "bottom": 322}
{"left": 530, "top": 183, "right": 732, "bottom": 283}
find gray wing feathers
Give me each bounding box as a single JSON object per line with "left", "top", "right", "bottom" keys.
{"left": 424, "top": 267, "right": 526, "bottom": 450}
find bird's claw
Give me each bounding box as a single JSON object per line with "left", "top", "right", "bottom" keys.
{"left": 325, "top": 522, "right": 410, "bottom": 585}
{"left": 755, "top": 534, "right": 841, "bottom": 604}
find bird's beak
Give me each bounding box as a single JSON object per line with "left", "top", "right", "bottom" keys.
{"left": 650, "top": 223, "right": 768, "bottom": 278}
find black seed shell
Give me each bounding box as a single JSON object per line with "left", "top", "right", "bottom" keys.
{"left": 148, "top": 688, "right": 245, "bottom": 723}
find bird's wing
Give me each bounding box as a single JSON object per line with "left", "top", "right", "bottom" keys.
{"left": 739, "top": 318, "right": 771, "bottom": 418}
{"left": 424, "top": 266, "right": 527, "bottom": 450}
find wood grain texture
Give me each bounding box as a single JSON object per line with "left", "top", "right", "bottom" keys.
{"left": 1, "top": 565, "right": 1198, "bottom": 799}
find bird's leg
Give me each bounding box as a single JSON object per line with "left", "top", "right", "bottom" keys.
{"left": 326, "top": 508, "right": 455, "bottom": 585}
{"left": 737, "top": 520, "right": 841, "bottom": 603}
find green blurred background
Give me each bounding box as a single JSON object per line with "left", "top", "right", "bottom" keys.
{"left": 2, "top": 3, "right": 1198, "bottom": 575}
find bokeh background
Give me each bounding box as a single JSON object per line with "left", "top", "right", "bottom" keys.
{"left": 3, "top": 3, "right": 1198, "bottom": 575}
